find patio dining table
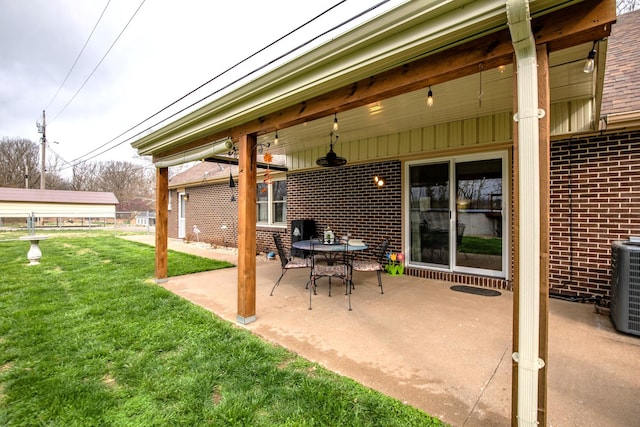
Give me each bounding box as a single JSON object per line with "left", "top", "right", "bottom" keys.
{"left": 293, "top": 239, "right": 369, "bottom": 310}
{"left": 292, "top": 239, "right": 368, "bottom": 265}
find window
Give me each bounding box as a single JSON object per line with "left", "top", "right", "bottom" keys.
{"left": 257, "top": 179, "right": 287, "bottom": 225}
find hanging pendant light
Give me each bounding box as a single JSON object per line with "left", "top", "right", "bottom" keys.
{"left": 316, "top": 132, "right": 346, "bottom": 167}
{"left": 229, "top": 169, "right": 235, "bottom": 188}
{"left": 583, "top": 42, "right": 597, "bottom": 73}
{"left": 229, "top": 167, "right": 236, "bottom": 201}
{"left": 426, "top": 86, "right": 434, "bottom": 107}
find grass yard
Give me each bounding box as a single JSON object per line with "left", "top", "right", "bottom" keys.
{"left": 458, "top": 236, "right": 502, "bottom": 256}
{"left": 0, "top": 234, "right": 444, "bottom": 426}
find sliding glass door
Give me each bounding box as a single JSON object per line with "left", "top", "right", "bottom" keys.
{"left": 407, "top": 152, "right": 507, "bottom": 277}
{"left": 409, "top": 162, "right": 451, "bottom": 267}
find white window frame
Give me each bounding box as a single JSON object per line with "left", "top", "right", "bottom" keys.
{"left": 257, "top": 178, "right": 286, "bottom": 226}
{"left": 404, "top": 150, "right": 509, "bottom": 279}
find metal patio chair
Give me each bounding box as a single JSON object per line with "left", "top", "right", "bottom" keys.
{"left": 270, "top": 233, "right": 311, "bottom": 296}
{"left": 309, "top": 240, "right": 352, "bottom": 310}
{"left": 350, "top": 239, "right": 389, "bottom": 294}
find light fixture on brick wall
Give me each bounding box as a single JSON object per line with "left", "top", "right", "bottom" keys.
{"left": 373, "top": 175, "right": 385, "bottom": 187}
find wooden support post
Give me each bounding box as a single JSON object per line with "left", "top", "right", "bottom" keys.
{"left": 537, "top": 43, "right": 551, "bottom": 427}
{"left": 237, "top": 134, "right": 257, "bottom": 324}
{"left": 155, "top": 167, "right": 169, "bottom": 282}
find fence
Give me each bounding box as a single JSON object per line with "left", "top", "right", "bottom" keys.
{"left": 0, "top": 211, "right": 156, "bottom": 235}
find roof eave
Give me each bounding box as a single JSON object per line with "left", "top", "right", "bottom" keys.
{"left": 133, "top": 0, "right": 591, "bottom": 158}
{"left": 133, "top": 0, "right": 515, "bottom": 156}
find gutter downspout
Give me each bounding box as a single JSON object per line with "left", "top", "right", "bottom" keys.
{"left": 154, "top": 137, "right": 232, "bottom": 168}
{"left": 506, "top": 0, "right": 544, "bottom": 426}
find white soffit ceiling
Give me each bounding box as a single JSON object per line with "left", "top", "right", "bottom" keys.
{"left": 260, "top": 42, "right": 594, "bottom": 154}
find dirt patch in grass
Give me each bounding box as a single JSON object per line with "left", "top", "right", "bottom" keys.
{"left": 211, "top": 386, "right": 223, "bottom": 405}
{"left": 77, "top": 248, "right": 97, "bottom": 256}
{"left": 102, "top": 373, "right": 118, "bottom": 389}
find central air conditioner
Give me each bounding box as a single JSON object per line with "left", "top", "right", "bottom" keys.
{"left": 610, "top": 240, "right": 640, "bottom": 336}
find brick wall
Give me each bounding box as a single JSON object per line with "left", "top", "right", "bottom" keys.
{"left": 550, "top": 130, "right": 640, "bottom": 301}
{"left": 171, "top": 131, "right": 640, "bottom": 298}
{"left": 171, "top": 185, "right": 239, "bottom": 246}
{"left": 286, "top": 161, "right": 403, "bottom": 256}
{"left": 173, "top": 159, "right": 512, "bottom": 288}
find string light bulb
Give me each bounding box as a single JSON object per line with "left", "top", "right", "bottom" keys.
{"left": 583, "top": 43, "right": 597, "bottom": 73}
{"left": 333, "top": 114, "right": 339, "bottom": 132}
{"left": 274, "top": 130, "right": 279, "bottom": 145}
{"left": 427, "top": 87, "right": 434, "bottom": 107}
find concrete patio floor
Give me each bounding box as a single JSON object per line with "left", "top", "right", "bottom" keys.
{"left": 123, "top": 235, "right": 640, "bottom": 426}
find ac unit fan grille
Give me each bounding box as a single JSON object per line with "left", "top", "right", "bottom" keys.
{"left": 629, "top": 251, "right": 640, "bottom": 331}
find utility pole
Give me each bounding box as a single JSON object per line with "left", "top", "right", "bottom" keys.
{"left": 36, "top": 110, "right": 46, "bottom": 190}
{"left": 24, "top": 156, "right": 29, "bottom": 189}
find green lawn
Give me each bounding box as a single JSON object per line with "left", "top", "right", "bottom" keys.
{"left": 0, "top": 234, "right": 444, "bottom": 426}
{"left": 459, "top": 236, "right": 502, "bottom": 256}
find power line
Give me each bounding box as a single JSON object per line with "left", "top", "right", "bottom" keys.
{"left": 50, "top": 0, "right": 146, "bottom": 123}
{"left": 44, "top": 0, "right": 111, "bottom": 112}
{"left": 65, "top": 0, "right": 349, "bottom": 166}
{"left": 65, "top": 0, "right": 393, "bottom": 168}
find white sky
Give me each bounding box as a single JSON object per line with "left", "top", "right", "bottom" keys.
{"left": 0, "top": 0, "right": 405, "bottom": 171}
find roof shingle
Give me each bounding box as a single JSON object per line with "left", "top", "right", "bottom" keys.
{"left": 0, "top": 188, "right": 119, "bottom": 204}
{"left": 601, "top": 9, "right": 640, "bottom": 116}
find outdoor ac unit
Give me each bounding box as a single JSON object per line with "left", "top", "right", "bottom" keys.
{"left": 610, "top": 240, "right": 640, "bottom": 336}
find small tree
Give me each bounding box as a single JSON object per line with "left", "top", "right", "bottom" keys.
{"left": 0, "top": 137, "right": 41, "bottom": 188}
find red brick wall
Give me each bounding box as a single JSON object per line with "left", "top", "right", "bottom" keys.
{"left": 285, "top": 161, "right": 403, "bottom": 256}
{"left": 170, "top": 129, "right": 640, "bottom": 299}
{"left": 170, "top": 185, "right": 239, "bottom": 246}
{"left": 172, "top": 160, "right": 511, "bottom": 288}
{"left": 287, "top": 160, "right": 509, "bottom": 288}
{"left": 550, "top": 130, "right": 640, "bottom": 301}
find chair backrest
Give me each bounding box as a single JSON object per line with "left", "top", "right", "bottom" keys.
{"left": 308, "top": 239, "right": 324, "bottom": 268}
{"left": 376, "top": 239, "right": 390, "bottom": 263}
{"left": 273, "top": 233, "right": 290, "bottom": 269}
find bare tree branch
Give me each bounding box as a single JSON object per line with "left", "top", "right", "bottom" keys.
{"left": 0, "top": 137, "right": 41, "bottom": 188}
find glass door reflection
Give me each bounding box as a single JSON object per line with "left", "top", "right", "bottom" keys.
{"left": 455, "top": 159, "right": 503, "bottom": 272}
{"left": 409, "top": 162, "right": 450, "bottom": 267}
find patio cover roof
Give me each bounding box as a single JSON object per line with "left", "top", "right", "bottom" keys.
{"left": 132, "top": 0, "right": 615, "bottom": 163}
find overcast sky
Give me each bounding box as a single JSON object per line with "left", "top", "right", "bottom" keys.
{"left": 0, "top": 0, "right": 404, "bottom": 170}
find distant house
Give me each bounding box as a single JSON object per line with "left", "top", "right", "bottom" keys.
{"left": 135, "top": 211, "right": 156, "bottom": 227}
{"left": 0, "top": 188, "right": 119, "bottom": 225}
